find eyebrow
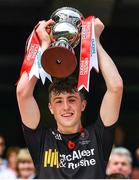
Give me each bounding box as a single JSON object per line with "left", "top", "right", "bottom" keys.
{"left": 53, "top": 95, "right": 78, "bottom": 101}
{"left": 67, "top": 95, "right": 78, "bottom": 99}
{"left": 53, "top": 97, "right": 62, "bottom": 101}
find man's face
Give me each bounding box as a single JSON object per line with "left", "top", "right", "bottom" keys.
{"left": 106, "top": 154, "right": 132, "bottom": 177}
{"left": 49, "top": 91, "right": 86, "bottom": 133}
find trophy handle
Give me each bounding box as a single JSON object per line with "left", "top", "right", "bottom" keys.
{"left": 41, "top": 46, "right": 77, "bottom": 78}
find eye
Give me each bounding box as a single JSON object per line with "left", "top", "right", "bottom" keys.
{"left": 121, "top": 162, "right": 127, "bottom": 166}
{"left": 114, "top": 162, "right": 119, "bottom": 165}
{"left": 55, "top": 100, "right": 62, "bottom": 104}
{"left": 69, "top": 98, "right": 76, "bottom": 103}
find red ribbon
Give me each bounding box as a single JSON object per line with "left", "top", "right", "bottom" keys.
{"left": 78, "top": 16, "right": 96, "bottom": 91}
{"left": 20, "top": 26, "right": 40, "bottom": 77}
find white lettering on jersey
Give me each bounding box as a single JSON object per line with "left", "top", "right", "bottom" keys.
{"left": 59, "top": 148, "right": 96, "bottom": 169}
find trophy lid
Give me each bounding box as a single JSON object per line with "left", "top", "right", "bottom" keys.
{"left": 51, "top": 7, "right": 83, "bottom": 23}
{"left": 51, "top": 7, "right": 84, "bottom": 48}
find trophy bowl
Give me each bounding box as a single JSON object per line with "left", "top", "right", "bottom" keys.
{"left": 41, "top": 7, "right": 83, "bottom": 78}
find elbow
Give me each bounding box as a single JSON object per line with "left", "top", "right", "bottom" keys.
{"left": 109, "top": 76, "right": 123, "bottom": 94}
{"left": 16, "top": 73, "right": 36, "bottom": 99}
{"left": 16, "top": 83, "right": 30, "bottom": 99}
{"left": 16, "top": 84, "right": 25, "bottom": 99}
{"left": 116, "top": 77, "right": 123, "bottom": 91}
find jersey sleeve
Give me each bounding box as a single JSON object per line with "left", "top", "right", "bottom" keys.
{"left": 22, "top": 120, "right": 46, "bottom": 169}
{"left": 94, "top": 115, "right": 116, "bottom": 162}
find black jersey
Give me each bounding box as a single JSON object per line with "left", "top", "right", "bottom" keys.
{"left": 22, "top": 116, "right": 116, "bottom": 179}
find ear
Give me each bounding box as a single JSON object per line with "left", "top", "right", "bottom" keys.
{"left": 81, "top": 100, "right": 87, "bottom": 112}
{"left": 48, "top": 103, "right": 54, "bottom": 114}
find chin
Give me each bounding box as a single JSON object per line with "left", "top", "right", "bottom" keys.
{"left": 60, "top": 120, "right": 77, "bottom": 128}
{"left": 61, "top": 122, "right": 75, "bottom": 128}
{"left": 57, "top": 116, "right": 79, "bottom": 127}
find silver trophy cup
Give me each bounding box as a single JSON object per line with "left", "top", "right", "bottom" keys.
{"left": 41, "top": 7, "right": 83, "bottom": 78}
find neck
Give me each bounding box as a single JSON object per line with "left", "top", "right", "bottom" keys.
{"left": 57, "top": 123, "right": 82, "bottom": 134}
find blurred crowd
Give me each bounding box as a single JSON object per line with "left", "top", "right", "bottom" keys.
{"left": 0, "top": 134, "right": 36, "bottom": 179}
{"left": 106, "top": 126, "right": 139, "bottom": 179}
{"left": 0, "top": 126, "right": 139, "bottom": 179}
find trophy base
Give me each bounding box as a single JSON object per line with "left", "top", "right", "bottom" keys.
{"left": 41, "top": 46, "right": 77, "bottom": 78}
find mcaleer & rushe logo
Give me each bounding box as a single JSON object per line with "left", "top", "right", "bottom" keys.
{"left": 43, "top": 148, "right": 96, "bottom": 169}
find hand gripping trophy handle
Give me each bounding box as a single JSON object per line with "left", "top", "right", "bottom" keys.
{"left": 41, "top": 7, "right": 83, "bottom": 78}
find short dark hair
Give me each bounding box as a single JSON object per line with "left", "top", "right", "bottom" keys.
{"left": 48, "top": 76, "right": 85, "bottom": 101}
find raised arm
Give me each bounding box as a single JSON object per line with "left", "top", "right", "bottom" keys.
{"left": 95, "top": 18, "right": 123, "bottom": 126}
{"left": 16, "top": 20, "right": 54, "bottom": 129}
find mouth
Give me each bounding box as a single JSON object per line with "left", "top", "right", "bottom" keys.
{"left": 61, "top": 112, "right": 74, "bottom": 117}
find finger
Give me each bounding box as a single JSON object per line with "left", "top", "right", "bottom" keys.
{"left": 37, "top": 20, "right": 55, "bottom": 34}
{"left": 39, "top": 19, "right": 54, "bottom": 24}
{"left": 43, "top": 19, "right": 56, "bottom": 35}
{"left": 41, "top": 19, "right": 55, "bottom": 28}
{"left": 46, "top": 28, "right": 51, "bottom": 34}
{"left": 50, "top": 33, "right": 56, "bottom": 42}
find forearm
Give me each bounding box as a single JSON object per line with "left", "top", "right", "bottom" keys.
{"left": 97, "top": 40, "right": 123, "bottom": 126}
{"left": 16, "top": 73, "right": 40, "bottom": 129}
{"left": 16, "top": 20, "right": 55, "bottom": 129}
{"left": 96, "top": 40, "right": 123, "bottom": 91}
{"left": 94, "top": 18, "right": 123, "bottom": 126}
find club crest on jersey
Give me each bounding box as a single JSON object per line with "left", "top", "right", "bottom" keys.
{"left": 79, "top": 129, "right": 90, "bottom": 145}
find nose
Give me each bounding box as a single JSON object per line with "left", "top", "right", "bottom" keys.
{"left": 117, "top": 163, "right": 123, "bottom": 171}
{"left": 63, "top": 100, "right": 70, "bottom": 110}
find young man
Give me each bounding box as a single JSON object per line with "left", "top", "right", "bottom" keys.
{"left": 16, "top": 18, "right": 123, "bottom": 178}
